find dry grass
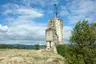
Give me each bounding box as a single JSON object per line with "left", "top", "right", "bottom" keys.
{"left": 0, "top": 49, "right": 66, "bottom": 64}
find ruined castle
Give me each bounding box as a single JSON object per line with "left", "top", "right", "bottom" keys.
{"left": 45, "top": 4, "right": 64, "bottom": 53}
{"left": 45, "top": 17, "right": 64, "bottom": 52}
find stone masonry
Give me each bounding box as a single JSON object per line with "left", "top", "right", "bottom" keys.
{"left": 45, "top": 17, "right": 64, "bottom": 53}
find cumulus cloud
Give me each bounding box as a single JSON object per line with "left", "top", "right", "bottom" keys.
{"left": 60, "top": 0, "right": 96, "bottom": 24}
{"left": 3, "top": 0, "right": 95, "bottom": 25}
{"left": 64, "top": 26, "right": 73, "bottom": 44}
{"left": 0, "top": 25, "right": 8, "bottom": 32}
{"left": 0, "top": 21, "right": 46, "bottom": 45}
{"left": 0, "top": 25, "right": 9, "bottom": 43}
{"left": 0, "top": 3, "right": 46, "bottom": 45}
{"left": 7, "top": 21, "right": 46, "bottom": 40}
{"left": 0, "top": 23, "right": 72, "bottom": 44}
{"left": 2, "top": 3, "right": 43, "bottom": 20}
{"left": 1, "top": 0, "right": 95, "bottom": 45}
{"left": 0, "top": 2, "right": 72, "bottom": 44}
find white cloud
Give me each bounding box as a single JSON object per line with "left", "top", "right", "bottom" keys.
{"left": 7, "top": 21, "right": 46, "bottom": 40}
{"left": 0, "top": 25, "right": 8, "bottom": 32}
{"left": 0, "top": 2, "right": 73, "bottom": 45}
{"left": 3, "top": 0, "right": 96, "bottom": 45}
{"left": 0, "top": 24, "right": 9, "bottom": 42}
{"left": 0, "top": 23, "right": 72, "bottom": 44}
{"left": 60, "top": 0, "right": 96, "bottom": 24}
{"left": 0, "top": 3, "right": 46, "bottom": 45}
{"left": 2, "top": 3, "right": 20, "bottom": 11}
{"left": 0, "top": 21, "right": 47, "bottom": 45}
{"left": 17, "top": 8, "right": 43, "bottom": 17}
{"left": 21, "top": 0, "right": 59, "bottom": 10}
{"left": 3, "top": 3, "right": 43, "bottom": 20}
{"left": 64, "top": 26, "right": 73, "bottom": 44}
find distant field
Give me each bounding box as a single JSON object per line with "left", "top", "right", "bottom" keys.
{"left": 0, "top": 49, "right": 66, "bottom": 64}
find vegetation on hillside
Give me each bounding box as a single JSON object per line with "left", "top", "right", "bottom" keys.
{"left": 0, "top": 44, "right": 19, "bottom": 49}
{"left": 0, "top": 44, "right": 45, "bottom": 50}
{"left": 34, "top": 44, "right": 41, "bottom": 50}
{"left": 57, "top": 20, "right": 96, "bottom": 64}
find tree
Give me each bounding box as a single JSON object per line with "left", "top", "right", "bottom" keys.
{"left": 35, "top": 44, "right": 40, "bottom": 50}
{"left": 56, "top": 44, "right": 79, "bottom": 64}
{"left": 70, "top": 20, "right": 96, "bottom": 64}
{"left": 56, "top": 44, "right": 68, "bottom": 57}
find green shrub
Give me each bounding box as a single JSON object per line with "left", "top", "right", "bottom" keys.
{"left": 35, "top": 44, "right": 40, "bottom": 50}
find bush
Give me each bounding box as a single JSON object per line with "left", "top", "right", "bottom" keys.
{"left": 34, "top": 44, "right": 40, "bottom": 50}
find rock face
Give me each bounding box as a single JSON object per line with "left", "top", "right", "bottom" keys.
{"left": 45, "top": 17, "right": 64, "bottom": 52}
{"left": 0, "top": 49, "right": 66, "bottom": 64}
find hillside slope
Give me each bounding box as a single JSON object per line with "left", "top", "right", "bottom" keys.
{"left": 0, "top": 49, "right": 66, "bottom": 64}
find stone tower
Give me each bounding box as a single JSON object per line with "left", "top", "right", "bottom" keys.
{"left": 45, "top": 17, "right": 64, "bottom": 52}
{"left": 45, "top": 4, "right": 64, "bottom": 53}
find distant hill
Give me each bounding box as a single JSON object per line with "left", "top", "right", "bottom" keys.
{"left": 0, "top": 44, "right": 46, "bottom": 49}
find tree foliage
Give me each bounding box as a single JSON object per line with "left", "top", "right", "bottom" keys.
{"left": 70, "top": 20, "right": 96, "bottom": 64}
{"left": 35, "top": 44, "right": 40, "bottom": 50}
{"left": 0, "top": 44, "right": 20, "bottom": 49}
{"left": 57, "top": 20, "right": 96, "bottom": 64}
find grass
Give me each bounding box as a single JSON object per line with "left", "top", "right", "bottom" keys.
{"left": 0, "top": 49, "right": 66, "bottom": 64}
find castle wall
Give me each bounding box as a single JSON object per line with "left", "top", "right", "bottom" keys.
{"left": 45, "top": 17, "right": 64, "bottom": 53}
{"left": 54, "top": 18, "right": 64, "bottom": 44}
{"left": 46, "top": 41, "right": 57, "bottom": 53}
{"left": 46, "top": 29, "right": 54, "bottom": 41}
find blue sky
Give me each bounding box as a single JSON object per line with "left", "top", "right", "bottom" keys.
{"left": 0, "top": 0, "right": 96, "bottom": 45}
